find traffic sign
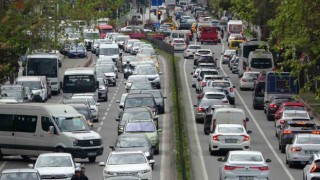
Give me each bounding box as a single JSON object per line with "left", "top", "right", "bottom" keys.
{"left": 156, "top": 23, "right": 161, "bottom": 28}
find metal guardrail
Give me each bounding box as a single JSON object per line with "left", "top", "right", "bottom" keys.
{"left": 146, "top": 35, "right": 174, "bottom": 54}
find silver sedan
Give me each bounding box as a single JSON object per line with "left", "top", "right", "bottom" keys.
{"left": 286, "top": 134, "right": 320, "bottom": 168}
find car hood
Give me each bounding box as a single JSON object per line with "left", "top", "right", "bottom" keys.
{"left": 31, "top": 89, "right": 42, "bottom": 94}
{"left": 105, "top": 164, "right": 149, "bottom": 172}
{"left": 84, "top": 39, "right": 94, "bottom": 42}
{"left": 63, "top": 131, "right": 101, "bottom": 140}
{"left": 99, "top": 55, "right": 119, "bottom": 59}
{"left": 36, "top": 167, "right": 74, "bottom": 176}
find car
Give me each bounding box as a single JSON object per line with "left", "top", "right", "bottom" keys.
{"left": 227, "top": 33, "right": 244, "bottom": 42}
{"left": 99, "top": 151, "right": 154, "bottom": 180}
{"left": 140, "top": 90, "right": 166, "bottom": 114}
{"left": 68, "top": 44, "right": 87, "bottom": 58}
{"left": 183, "top": 45, "right": 202, "bottom": 58}
{"left": 96, "top": 61, "right": 118, "bottom": 78}
{"left": 196, "top": 74, "right": 222, "bottom": 93}
{"left": 264, "top": 94, "right": 296, "bottom": 121}
{"left": 228, "top": 54, "right": 238, "bottom": 69}
{"left": 198, "top": 86, "right": 226, "bottom": 100}
{"left": 193, "top": 49, "right": 213, "bottom": 65}
{"left": 194, "top": 98, "right": 229, "bottom": 123}
{"left": 0, "top": 84, "right": 28, "bottom": 103}
{"left": 134, "top": 65, "right": 161, "bottom": 89}
{"left": 110, "top": 134, "right": 154, "bottom": 163}
{"left": 199, "top": 91, "right": 229, "bottom": 104}
{"left": 275, "top": 110, "right": 312, "bottom": 138}
{"left": 128, "top": 82, "right": 153, "bottom": 92}
{"left": 218, "top": 151, "right": 271, "bottom": 180}
{"left": 239, "top": 71, "right": 260, "bottom": 90}
{"left": 252, "top": 77, "right": 266, "bottom": 109}
{"left": 278, "top": 120, "right": 318, "bottom": 153}
{"left": 196, "top": 55, "right": 217, "bottom": 67}
{"left": 131, "top": 42, "right": 145, "bottom": 55}
{"left": 30, "top": 153, "right": 79, "bottom": 180}
{"left": 123, "top": 121, "right": 162, "bottom": 155}
{"left": 71, "top": 95, "right": 100, "bottom": 121}
{"left": 0, "top": 169, "right": 41, "bottom": 180}
{"left": 303, "top": 154, "right": 320, "bottom": 180}
{"left": 195, "top": 62, "right": 217, "bottom": 70}
{"left": 116, "top": 107, "right": 159, "bottom": 135}
{"left": 274, "top": 101, "right": 306, "bottom": 120}
{"left": 171, "top": 38, "right": 187, "bottom": 51}
{"left": 124, "top": 39, "right": 140, "bottom": 53}
{"left": 115, "top": 35, "right": 130, "bottom": 49}
{"left": 209, "top": 124, "right": 251, "bottom": 155}
{"left": 231, "top": 60, "right": 239, "bottom": 74}
{"left": 125, "top": 75, "right": 149, "bottom": 90}
{"left": 62, "top": 98, "right": 89, "bottom": 106}
{"left": 121, "top": 56, "right": 137, "bottom": 69}
{"left": 95, "top": 65, "right": 117, "bottom": 86}
{"left": 97, "top": 77, "right": 108, "bottom": 101}
{"left": 286, "top": 134, "right": 320, "bottom": 168}
{"left": 211, "top": 80, "right": 236, "bottom": 105}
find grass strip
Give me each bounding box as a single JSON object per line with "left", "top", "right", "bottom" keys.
{"left": 299, "top": 91, "right": 320, "bottom": 115}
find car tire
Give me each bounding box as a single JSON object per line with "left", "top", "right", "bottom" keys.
{"left": 288, "top": 161, "right": 294, "bottom": 168}
{"left": 104, "top": 97, "right": 108, "bottom": 102}
{"left": 154, "top": 148, "right": 159, "bottom": 155}
{"left": 286, "top": 156, "right": 289, "bottom": 164}
{"left": 113, "top": 82, "right": 116, "bottom": 86}
{"left": 267, "top": 115, "right": 273, "bottom": 121}
{"left": 275, "top": 130, "right": 278, "bottom": 137}
{"left": 204, "top": 128, "right": 210, "bottom": 135}
{"left": 88, "top": 156, "right": 96, "bottom": 163}
{"left": 253, "top": 103, "right": 258, "bottom": 110}
{"left": 281, "top": 144, "right": 286, "bottom": 153}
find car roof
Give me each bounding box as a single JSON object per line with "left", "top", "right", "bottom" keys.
{"left": 64, "top": 68, "right": 95, "bottom": 75}
{"left": 38, "top": 152, "right": 72, "bottom": 157}
{"left": 281, "top": 102, "right": 304, "bottom": 106}
{"left": 229, "top": 151, "right": 262, "bottom": 155}
{"left": 127, "top": 93, "right": 154, "bottom": 98}
{"left": 124, "top": 107, "right": 150, "bottom": 112}
{"left": 214, "top": 107, "right": 244, "bottom": 113}
{"left": 204, "top": 91, "right": 226, "bottom": 95}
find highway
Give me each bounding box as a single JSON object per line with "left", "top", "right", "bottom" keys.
{"left": 175, "top": 11, "right": 305, "bottom": 179}
{"left": 0, "top": 51, "right": 175, "bottom": 180}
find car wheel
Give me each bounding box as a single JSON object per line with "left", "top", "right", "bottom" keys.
{"left": 105, "top": 97, "right": 108, "bottom": 102}
{"left": 88, "top": 156, "right": 96, "bottom": 163}
{"left": 275, "top": 129, "right": 278, "bottom": 137}
{"left": 281, "top": 144, "right": 286, "bottom": 153}
{"left": 154, "top": 148, "right": 159, "bottom": 155}
{"left": 286, "top": 156, "right": 289, "bottom": 164}
{"left": 113, "top": 82, "right": 117, "bottom": 86}
{"left": 288, "top": 161, "right": 294, "bottom": 168}
{"left": 267, "top": 114, "right": 273, "bottom": 121}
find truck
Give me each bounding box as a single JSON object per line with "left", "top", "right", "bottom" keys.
{"left": 227, "top": 20, "right": 243, "bottom": 37}
{"left": 200, "top": 26, "right": 219, "bottom": 44}
{"left": 264, "top": 72, "right": 299, "bottom": 103}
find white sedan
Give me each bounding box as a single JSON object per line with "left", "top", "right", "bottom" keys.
{"left": 286, "top": 134, "right": 320, "bottom": 168}
{"left": 183, "top": 45, "right": 202, "bottom": 58}
{"left": 218, "top": 151, "right": 271, "bottom": 180}
{"left": 171, "top": 38, "right": 187, "bottom": 51}
{"left": 239, "top": 71, "right": 260, "bottom": 90}
{"left": 209, "top": 124, "right": 251, "bottom": 155}
{"left": 99, "top": 151, "right": 154, "bottom": 180}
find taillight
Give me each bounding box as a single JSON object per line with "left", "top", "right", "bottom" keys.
{"left": 283, "top": 130, "right": 292, "bottom": 134}
{"left": 201, "top": 82, "right": 206, "bottom": 86}
{"left": 248, "top": 68, "right": 251, "bottom": 71}
{"left": 212, "top": 135, "right": 220, "bottom": 141}
{"left": 310, "top": 164, "right": 320, "bottom": 173}
{"left": 290, "top": 147, "right": 302, "bottom": 152}
{"left": 224, "top": 165, "right": 244, "bottom": 171}
{"left": 242, "top": 78, "right": 247, "bottom": 82}
{"left": 229, "top": 87, "right": 234, "bottom": 92}
{"left": 242, "top": 135, "right": 250, "bottom": 141}
{"left": 221, "top": 99, "right": 229, "bottom": 103}
{"left": 280, "top": 120, "right": 285, "bottom": 124}
{"left": 312, "top": 131, "right": 320, "bottom": 134}
{"left": 198, "top": 107, "right": 204, "bottom": 112}
{"left": 199, "top": 94, "right": 204, "bottom": 99}
{"left": 250, "top": 166, "right": 269, "bottom": 171}
{"left": 269, "top": 104, "right": 277, "bottom": 108}
{"left": 224, "top": 55, "right": 229, "bottom": 58}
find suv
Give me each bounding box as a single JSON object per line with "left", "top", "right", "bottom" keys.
{"left": 0, "top": 169, "right": 41, "bottom": 180}
{"left": 211, "top": 80, "right": 236, "bottom": 105}
{"left": 252, "top": 79, "right": 265, "bottom": 109}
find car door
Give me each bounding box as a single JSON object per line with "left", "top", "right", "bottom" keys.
{"left": 0, "top": 114, "right": 16, "bottom": 155}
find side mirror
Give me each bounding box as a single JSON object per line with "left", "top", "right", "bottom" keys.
{"left": 247, "top": 130, "right": 252, "bottom": 134}
{"left": 310, "top": 116, "right": 314, "bottom": 120}
{"left": 265, "top": 159, "right": 272, "bottom": 163}
{"left": 217, "top": 157, "right": 223, "bottom": 162}
{"left": 119, "top": 105, "right": 124, "bottom": 109}
{"left": 109, "top": 146, "right": 115, "bottom": 150}
{"left": 245, "top": 118, "right": 249, "bottom": 122}
{"left": 49, "top": 126, "right": 55, "bottom": 134}
{"left": 28, "top": 164, "right": 34, "bottom": 168}
{"left": 115, "top": 118, "right": 120, "bottom": 121}
{"left": 149, "top": 159, "right": 155, "bottom": 164}
{"left": 99, "top": 162, "right": 105, "bottom": 166}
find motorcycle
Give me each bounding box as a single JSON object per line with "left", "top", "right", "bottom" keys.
{"left": 123, "top": 66, "right": 133, "bottom": 79}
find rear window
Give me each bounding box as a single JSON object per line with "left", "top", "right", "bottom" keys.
{"left": 284, "top": 112, "right": 308, "bottom": 118}
{"left": 297, "top": 137, "right": 320, "bottom": 144}
{"left": 250, "top": 58, "right": 272, "bottom": 69}
{"left": 189, "top": 46, "right": 201, "bottom": 49}
{"left": 215, "top": 112, "right": 244, "bottom": 121}
{"left": 211, "top": 82, "right": 230, "bottom": 88}
{"left": 174, "top": 40, "right": 185, "bottom": 43}
{"left": 274, "top": 98, "right": 294, "bottom": 104}
{"left": 288, "top": 123, "right": 315, "bottom": 129}
{"left": 283, "top": 106, "right": 305, "bottom": 111}
{"left": 205, "top": 94, "right": 225, "bottom": 99}
{"left": 200, "top": 71, "right": 218, "bottom": 77}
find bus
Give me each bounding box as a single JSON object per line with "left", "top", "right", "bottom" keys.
{"left": 62, "top": 68, "right": 98, "bottom": 99}
{"left": 26, "top": 50, "right": 62, "bottom": 95}
{"left": 96, "top": 24, "right": 114, "bottom": 38}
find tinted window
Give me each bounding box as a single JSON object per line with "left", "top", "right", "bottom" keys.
{"left": 205, "top": 94, "right": 225, "bottom": 99}
{"left": 254, "top": 82, "right": 265, "bottom": 97}
{"left": 41, "top": 116, "right": 53, "bottom": 132}
{"left": 14, "top": 115, "right": 37, "bottom": 133}
{"left": 297, "top": 137, "right": 320, "bottom": 144}
{"left": 230, "top": 154, "right": 263, "bottom": 162}
{"left": 0, "top": 114, "right": 14, "bottom": 131}
{"left": 251, "top": 58, "right": 272, "bottom": 69}
{"left": 0, "top": 172, "right": 40, "bottom": 180}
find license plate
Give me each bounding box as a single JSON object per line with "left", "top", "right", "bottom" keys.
{"left": 239, "top": 177, "right": 254, "bottom": 180}
{"left": 87, "top": 152, "right": 97, "bottom": 156}
{"left": 306, "top": 150, "right": 318, "bottom": 154}
{"left": 225, "top": 139, "right": 237, "bottom": 143}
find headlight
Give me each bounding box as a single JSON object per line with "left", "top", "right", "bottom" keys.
{"left": 144, "top": 151, "right": 150, "bottom": 157}
{"left": 104, "top": 170, "right": 116, "bottom": 176}
{"left": 138, "top": 169, "right": 151, "bottom": 174}
{"left": 73, "top": 139, "right": 79, "bottom": 146}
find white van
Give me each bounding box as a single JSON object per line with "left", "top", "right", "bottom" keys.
{"left": 16, "top": 76, "right": 49, "bottom": 102}
{"left": 248, "top": 49, "right": 274, "bottom": 73}
{"left": 0, "top": 103, "right": 103, "bottom": 162}
{"left": 169, "top": 30, "right": 188, "bottom": 44}
{"left": 210, "top": 108, "right": 249, "bottom": 132}
{"left": 97, "top": 43, "right": 121, "bottom": 62}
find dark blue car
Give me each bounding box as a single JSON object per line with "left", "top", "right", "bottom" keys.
{"left": 68, "top": 45, "right": 87, "bottom": 58}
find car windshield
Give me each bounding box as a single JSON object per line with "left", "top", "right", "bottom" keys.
{"left": 16, "top": 81, "right": 41, "bottom": 90}
{"left": 188, "top": 46, "right": 201, "bottom": 49}
{"left": 296, "top": 137, "right": 320, "bottom": 144}
{"left": 122, "top": 111, "right": 151, "bottom": 121}
{"left": 211, "top": 82, "right": 230, "bottom": 88}
{"left": 116, "top": 136, "right": 149, "bottom": 148}
{"left": 54, "top": 116, "right": 90, "bottom": 132}
{"left": 130, "top": 83, "right": 152, "bottom": 90}
{"left": 230, "top": 154, "right": 263, "bottom": 162}
{"left": 137, "top": 68, "right": 158, "bottom": 75}
{"left": 72, "top": 97, "right": 95, "bottom": 105}
{"left": 125, "top": 97, "right": 154, "bottom": 108}
{"left": 125, "top": 122, "right": 156, "bottom": 132}
{"left": 71, "top": 46, "right": 84, "bottom": 50}
{"left": 218, "top": 126, "right": 244, "bottom": 133}
{"left": 96, "top": 66, "right": 114, "bottom": 73}
{"left": 284, "top": 112, "right": 309, "bottom": 118}
{"left": 0, "top": 173, "right": 39, "bottom": 180}
{"left": 100, "top": 48, "right": 119, "bottom": 55}
{"left": 84, "top": 32, "right": 100, "bottom": 39}
{"left": 74, "top": 108, "right": 90, "bottom": 120}
{"left": 251, "top": 58, "right": 272, "bottom": 69}
{"left": 107, "top": 153, "right": 146, "bottom": 165}
{"left": 0, "top": 90, "right": 22, "bottom": 100}
{"left": 35, "top": 156, "right": 72, "bottom": 167}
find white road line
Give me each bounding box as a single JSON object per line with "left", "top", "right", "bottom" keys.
{"left": 159, "top": 56, "right": 171, "bottom": 180}
{"left": 107, "top": 108, "right": 110, "bottom": 111}
{"left": 100, "top": 122, "right": 103, "bottom": 126}
{"left": 0, "top": 162, "right": 7, "bottom": 172}
{"left": 105, "top": 112, "right": 108, "bottom": 116}
{"left": 112, "top": 96, "right": 115, "bottom": 100}
{"left": 108, "top": 104, "right": 112, "bottom": 107}
{"left": 111, "top": 100, "right": 114, "bottom": 103}
{"left": 97, "top": 127, "right": 101, "bottom": 131}
{"left": 219, "top": 41, "right": 295, "bottom": 180}
{"left": 183, "top": 59, "right": 209, "bottom": 180}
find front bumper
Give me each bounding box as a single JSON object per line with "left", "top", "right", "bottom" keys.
{"left": 68, "top": 146, "right": 104, "bottom": 159}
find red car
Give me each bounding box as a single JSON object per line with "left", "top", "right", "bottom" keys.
{"left": 274, "top": 101, "right": 306, "bottom": 120}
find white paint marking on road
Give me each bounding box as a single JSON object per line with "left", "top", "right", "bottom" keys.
{"left": 0, "top": 162, "right": 7, "bottom": 172}
{"left": 219, "top": 41, "right": 295, "bottom": 180}
{"left": 100, "top": 122, "right": 103, "bottom": 126}
{"left": 112, "top": 96, "right": 115, "bottom": 100}
{"left": 111, "top": 100, "right": 114, "bottom": 104}
{"left": 107, "top": 108, "right": 110, "bottom": 111}
{"left": 183, "top": 59, "right": 209, "bottom": 180}
{"left": 97, "top": 127, "right": 101, "bottom": 131}
{"left": 108, "top": 104, "right": 112, "bottom": 107}
{"left": 102, "top": 116, "right": 106, "bottom": 120}
{"left": 105, "top": 112, "right": 108, "bottom": 116}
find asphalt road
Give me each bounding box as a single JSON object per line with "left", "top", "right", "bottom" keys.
{"left": 175, "top": 10, "right": 305, "bottom": 180}
{"left": 0, "top": 51, "right": 175, "bottom": 180}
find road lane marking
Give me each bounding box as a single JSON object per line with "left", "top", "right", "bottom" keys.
{"left": 108, "top": 104, "right": 112, "bottom": 107}
{"left": 105, "top": 112, "right": 108, "bottom": 116}
{"left": 219, "top": 41, "right": 295, "bottom": 180}
{"left": 0, "top": 162, "right": 7, "bottom": 172}
{"left": 107, "top": 108, "right": 110, "bottom": 111}
{"left": 97, "top": 127, "right": 101, "bottom": 131}
{"left": 111, "top": 100, "right": 114, "bottom": 103}
{"left": 100, "top": 122, "right": 103, "bottom": 126}
{"left": 112, "top": 96, "right": 115, "bottom": 99}
{"left": 102, "top": 116, "right": 106, "bottom": 120}
{"left": 183, "top": 59, "right": 209, "bottom": 180}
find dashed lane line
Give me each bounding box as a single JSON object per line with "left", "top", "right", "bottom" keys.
{"left": 100, "top": 122, "right": 103, "bottom": 126}
{"left": 97, "top": 127, "right": 101, "bottom": 132}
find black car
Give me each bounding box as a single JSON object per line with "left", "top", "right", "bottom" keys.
{"left": 278, "top": 120, "right": 318, "bottom": 153}
{"left": 110, "top": 134, "right": 154, "bottom": 167}
{"left": 264, "top": 94, "right": 296, "bottom": 121}
{"left": 140, "top": 90, "right": 166, "bottom": 114}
